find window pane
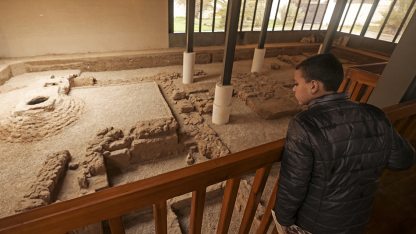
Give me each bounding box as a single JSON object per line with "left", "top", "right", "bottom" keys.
{"left": 241, "top": 0, "right": 256, "bottom": 31}
{"left": 201, "top": 0, "right": 215, "bottom": 32}
{"left": 253, "top": 0, "right": 267, "bottom": 31}
{"left": 365, "top": 0, "right": 395, "bottom": 39}
{"left": 379, "top": 0, "right": 413, "bottom": 41}
{"left": 284, "top": 0, "right": 299, "bottom": 30}
{"left": 174, "top": 0, "right": 186, "bottom": 33}
{"left": 275, "top": 0, "right": 290, "bottom": 30}
{"left": 351, "top": 0, "right": 374, "bottom": 35}
{"left": 341, "top": 0, "right": 362, "bottom": 33}
{"left": 303, "top": 0, "right": 318, "bottom": 30}
{"left": 195, "top": 0, "right": 201, "bottom": 31}
{"left": 315, "top": 0, "right": 335, "bottom": 30}
{"left": 395, "top": 3, "right": 416, "bottom": 42}
{"left": 268, "top": 0, "right": 281, "bottom": 31}
{"left": 293, "top": 0, "right": 308, "bottom": 30}
{"left": 338, "top": 0, "right": 351, "bottom": 31}
{"left": 214, "top": 0, "right": 228, "bottom": 32}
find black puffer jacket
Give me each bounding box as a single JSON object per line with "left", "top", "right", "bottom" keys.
{"left": 274, "top": 93, "right": 415, "bottom": 234}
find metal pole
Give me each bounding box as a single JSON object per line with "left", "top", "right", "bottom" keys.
{"left": 199, "top": 0, "right": 204, "bottom": 32}
{"left": 240, "top": 0, "right": 247, "bottom": 31}
{"left": 169, "top": 0, "right": 174, "bottom": 33}
{"left": 272, "top": 0, "right": 281, "bottom": 30}
{"left": 212, "top": 0, "right": 217, "bottom": 32}
{"left": 282, "top": 0, "right": 292, "bottom": 30}
{"left": 360, "top": 0, "right": 380, "bottom": 36}
{"left": 320, "top": 0, "right": 348, "bottom": 53}
{"left": 251, "top": 0, "right": 260, "bottom": 31}
{"left": 258, "top": 0, "right": 274, "bottom": 48}
{"left": 221, "top": 0, "right": 242, "bottom": 86}
{"left": 186, "top": 0, "right": 196, "bottom": 52}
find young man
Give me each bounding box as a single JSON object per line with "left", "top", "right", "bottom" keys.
{"left": 274, "top": 53, "right": 415, "bottom": 234}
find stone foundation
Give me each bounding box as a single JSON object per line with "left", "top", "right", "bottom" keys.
{"left": 16, "top": 150, "right": 71, "bottom": 212}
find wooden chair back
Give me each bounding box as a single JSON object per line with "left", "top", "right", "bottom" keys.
{"left": 0, "top": 140, "right": 285, "bottom": 234}
{"left": 338, "top": 62, "right": 386, "bottom": 103}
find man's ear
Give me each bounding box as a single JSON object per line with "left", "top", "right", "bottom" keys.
{"left": 310, "top": 80, "right": 320, "bottom": 94}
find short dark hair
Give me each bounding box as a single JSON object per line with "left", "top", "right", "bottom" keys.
{"left": 295, "top": 53, "right": 344, "bottom": 92}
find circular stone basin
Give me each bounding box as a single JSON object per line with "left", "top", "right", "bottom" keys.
{"left": 27, "top": 96, "right": 49, "bottom": 105}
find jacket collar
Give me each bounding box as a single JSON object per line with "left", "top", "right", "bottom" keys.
{"left": 308, "top": 92, "right": 348, "bottom": 108}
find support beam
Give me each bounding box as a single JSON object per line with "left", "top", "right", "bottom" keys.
{"left": 220, "top": 0, "right": 242, "bottom": 86}
{"left": 251, "top": 0, "right": 273, "bottom": 73}
{"left": 183, "top": 0, "right": 196, "bottom": 84}
{"left": 369, "top": 14, "right": 416, "bottom": 107}
{"left": 258, "top": 0, "right": 274, "bottom": 49}
{"left": 213, "top": 0, "right": 242, "bottom": 125}
{"left": 186, "top": 0, "right": 196, "bottom": 53}
{"left": 319, "top": 0, "right": 348, "bottom": 54}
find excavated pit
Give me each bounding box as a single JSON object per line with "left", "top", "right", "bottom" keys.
{"left": 0, "top": 50, "right": 371, "bottom": 233}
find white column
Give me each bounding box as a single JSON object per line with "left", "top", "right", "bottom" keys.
{"left": 212, "top": 83, "right": 233, "bottom": 125}
{"left": 183, "top": 51, "right": 195, "bottom": 84}
{"left": 251, "top": 48, "right": 266, "bottom": 73}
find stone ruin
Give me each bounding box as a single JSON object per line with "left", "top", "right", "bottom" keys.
{"left": 0, "top": 73, "right": 84, "bottom": 143}
{"left": 16, "top": 150, "right": 71, "bottom": 212}
{"left": 233, "top": 72, "right": 301, "bottom": 119}
{"left": 77, "top": 117, "right": 180, "bottom": 191}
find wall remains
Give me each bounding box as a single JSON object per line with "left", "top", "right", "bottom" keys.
{"left": 0, "top": 0, "right": 168, "bottom": 58}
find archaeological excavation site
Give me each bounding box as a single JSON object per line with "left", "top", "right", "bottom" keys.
{"left": 0, "top": 1, "right": 415, "bottom": 234}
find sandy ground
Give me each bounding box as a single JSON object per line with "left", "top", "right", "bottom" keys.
{"left": 0, "top": 58, "right": 295, "bottom": 234}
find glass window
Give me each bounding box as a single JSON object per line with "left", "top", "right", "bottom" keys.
{"left": 284, "top": 0, "right": 299, "bottom": 30}
{"left": 379, "top": 0, "right": 413, "bottom": 41}
{"left": 317, "top": 0, "right": 335, "bottom": 30}
{"left": 340, "top": 0, "right": 363, "bottom": 33}
{"left": 365, "top": 0, "right": 395, "bottom": 39}
{"left": 338, "top": 0, "right": 352, "bottom": 31}
{"left": 293, "top": 0, "right": 308, "bottom": 30}
{"left": 253, "top": 0, "right": 267, "bottom": 31}
{"left": 275, "top": 0, "right": 290, "bottom": 30}
{"left": 351, "top": 0, "right": 374, "bottom": 35}
{"left": 214, "top": 0, "right": 229, "bottom": 32}
{"left": 201, "top": 0, "right": 215, "bottom": 32}
{"left": 241, "top": 0, "right": 256, "bottom": 31}
{"left": 395, "top": 3, "right": 416, "bottom": 42}
{"left": 269, "top": 0, "right": 281, "bottom": 30}
{"left": 173, "top": 0, "right": 186, "bottom": 33}
{"left": 303, "top": 0, "right": 318, "bottom": 30}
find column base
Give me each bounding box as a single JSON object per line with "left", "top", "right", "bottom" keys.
{"left": 251, "top": 48, "right": 266, "bottom": 73}
{"left": 183, "top": 52, "right": 195, "bottom": 84}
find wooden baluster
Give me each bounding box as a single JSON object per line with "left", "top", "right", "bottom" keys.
{"left": 350, "top": 83, "right": 363, "bottom": 102}
{"left": 217, "top": 177, "right": 241, "bottom": 234}
{"left": 337, "top": 77, "right": 349, "bottom": 93}
{"left": 256, "top": 175, "right": 279, "bottom": 234}
{"left": 403, "top": 116, "right": 416, "bottom": 139}
{"left": 346, "top": 80, "right": 358, "bottom": 98}
{"left": 108, "top": 216, "right": 125, "bottom": 234}
{"left": 153, "top": 201, "right": 167, "bottom": 234}
{"left": 238, "top": 165, "right": 272, "bottom": 234}
{"left": 190, "top": 188, "right": 206, "bottom": 234}
{"left": 360, "top": 86, "right": 374, "bottom": 103}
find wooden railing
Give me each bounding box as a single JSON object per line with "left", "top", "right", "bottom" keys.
{"left": 383, "top": 100, "right": 416, "bottom": 148}
{"left": 0, "top": 139, "right": 285, "bottom": 234}
{"left": 338, "top": 62, "right": 386, "bottom": 103}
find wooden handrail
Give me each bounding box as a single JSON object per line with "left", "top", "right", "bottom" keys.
{"left": 0, "top": 139, "right": 285, "bottom": 234}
